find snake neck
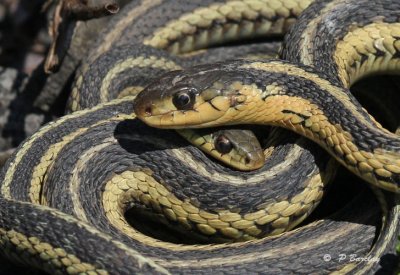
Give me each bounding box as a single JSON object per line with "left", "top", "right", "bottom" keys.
{"left": 282, "top": 0, "right": 400, "bottom": 87}
{"left": 242, "top": 75, "right": 400, "bottom": 192}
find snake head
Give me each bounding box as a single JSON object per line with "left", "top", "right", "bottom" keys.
{"left": 179, "top": 127, "right": 265, "bottom": 171}
{"left": 133, "top": 62, "right": 250, "bottom": 129}
{"left": 212, "top": 129, "right": 265, "bottom": 170}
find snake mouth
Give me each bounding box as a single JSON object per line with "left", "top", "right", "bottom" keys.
{"left": 133, "top": 102, "right": 185, "bottom": 129}
{"left": 134, "top": 89, "right": 228, "bottom": 129}
{"left": 134, "top": 108, "right": 224, "bottom": 129}
{"left": 133, "top": 95, "right": 185, "bottom": 128}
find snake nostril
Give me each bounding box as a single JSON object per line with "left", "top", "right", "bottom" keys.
{"left": 145, "top": 106, "right": 152, "bottom": 115}
{"left": 105, "top": 3, "right": 120, "bottom": 14}
{"left": 245, "top": 156, "right": 251, "bottom": 164}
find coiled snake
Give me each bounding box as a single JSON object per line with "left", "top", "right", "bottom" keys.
{"left": 0, "top": 0, "right": 400, "bottom": 274}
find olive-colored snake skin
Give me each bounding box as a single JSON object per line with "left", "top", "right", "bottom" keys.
{"left": 69, "top": 43, "right": 284, "bottom": 171}
{"left": 135, "top": 0, "right": 400, "bottom": 194}
{"left": 0, "top": 0, "right": 399, "bottom": 274}
{"left": 134, "top": 0, "right": 400, "bottom": 271}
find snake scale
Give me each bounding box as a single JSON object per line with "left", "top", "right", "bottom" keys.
{"left": 0, "top": 0, "right": 399, "bottom": 274}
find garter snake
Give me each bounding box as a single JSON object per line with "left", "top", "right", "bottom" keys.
{"left": 66, "top": 0, "right": 292, "bottom": 171}
{"left": 1, "top": 95, "right": 398, "bottom": 274}
{"left": 133, "top": 0, "right": 400, "bottom": 270}
{"left": 134, "top": 0, "right": 400, "bottom": 194}
{"left": 66, "top": 0, "right": 307, "bottom": 170}
{"left": 68, "top": 43, "right": 285, "bottom": 170}
{"left": 0, "top": 0, "right": 400, "bottom": 273}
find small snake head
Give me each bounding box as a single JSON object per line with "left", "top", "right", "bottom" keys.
{"left": 212, "top": 129, "right": 265, "bottom": 170}
{"left": 179, "top": 127, "right": 265, "bottom": 170}
{"left": 133, "top": 62, "right": 250, "bottom": 129}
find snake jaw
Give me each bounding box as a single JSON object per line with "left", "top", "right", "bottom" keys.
{"left": 137, "top": 99, "right": 229, "bottom": 129}
{"left": 134, "top": 85, "right": 230, "bottom": 129}
{"left": 134, "top": 63, "right": 254, "bottom": 128}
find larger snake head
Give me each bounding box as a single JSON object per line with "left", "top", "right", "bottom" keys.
{"left": 133, "top": 61, "right": 253, "bottom": 129}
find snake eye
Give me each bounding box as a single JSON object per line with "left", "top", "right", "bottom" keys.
{"left": 214, "top": 135, "right": 233, "bottom": 154}
{"left": 172, "top": 89, "right": 195, "bottom": 110}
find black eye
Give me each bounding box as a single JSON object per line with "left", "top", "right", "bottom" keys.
{"left": 172, "top": 90, "right": 195, "bottom": 110}
{"left": 214, "top": 135, "right": 233, "bottom": 154}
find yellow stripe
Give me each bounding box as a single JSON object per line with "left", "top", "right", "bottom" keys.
{"left": 160, "top": 220, "right": 358, "bottom": 268}
{"left": 30, "top": 128, "right": 89, "bottom": 204}
{"left": 143, "top": 0, "right": 311, "bottom": 53}
{"left": 297, "top": 0, "right": 342, "bottom": 65}
{"left": 102, "top": 169, "right": 324, "bottom": 249}
{"left": 0, "top": 199, "right": 170, "bottom": 274}
{"left": 90, "top": 0, "right": 163, "bottom": 62}
{"left": 99, "top": 56, "right": 181, "bottom": 103}
{"left": 240, "top": 61, "right": 375, "bottom": 129}
{"left": 169, "top": 146, "right": 303, "bottom": 185}
{"left": 334, "top": 22, "right": 400, "bottom": 86}
{"left": 1, "top": 97, "right": 136, "bottom": 199}
{"left": 117, "top": 86, "right": 145, "bottom": 98}
{"left": 70, "top": 136, "right": 118, "bottom": 222}
{"left": 0, "top": 228, "right": 108, "bottom": 274}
